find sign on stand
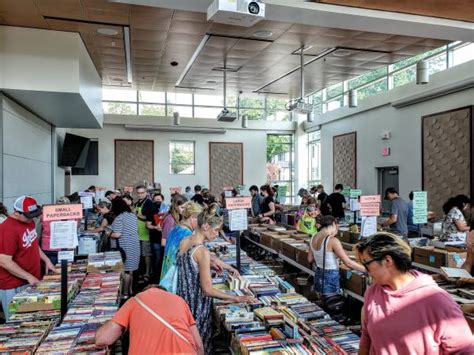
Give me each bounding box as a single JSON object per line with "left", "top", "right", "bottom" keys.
{"left": 229, "top": 209, "right": 248, "bottom": 231}
{"left": 413, "top": 191, "right": 428, "bottom": 224}
{"left": 43, "top": 204, "right": 83, "bottom": 222}
{"left": 226, "top": 197, "right": 251, "bottom": 272}
{"left": 58, "top": 250, "right": 74, "bottom": 262}
{"left": 350, "top": 189, "right": 362, "bottom": 198}
{"left": 80, "top": 196, "right": 93, "bottom": 210}
{"left": 360, "top": 195, "right": 381, "bottom": 216}
{"left": 50, "top": 220, "right": 78, "bottom": 249}
{"left": 361, "top": 216, "right": 378, "bottom": 237}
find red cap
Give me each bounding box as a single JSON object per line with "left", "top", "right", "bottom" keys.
{"left": 13, "top": 195, "right": 42, "bottom": 218}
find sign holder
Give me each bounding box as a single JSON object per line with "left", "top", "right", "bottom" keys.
{"left": 60, "top": 259, "right": 68, "bottom": 321}
{"left": 226, "top": 197, "right": 251, "bottom": 273}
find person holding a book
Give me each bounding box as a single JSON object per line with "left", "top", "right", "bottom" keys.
{"left": 308, "top": 215, "right": 366, "bottom": 295}
{"left": 357, "top": 233, "right": 473, "bottom": 354}
{"left": 177, "top": 204, "right": 255, "bottom": 354}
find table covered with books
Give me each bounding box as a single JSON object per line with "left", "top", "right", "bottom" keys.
{"left": 0, "top": 251, "right": 123, "bottom": 354}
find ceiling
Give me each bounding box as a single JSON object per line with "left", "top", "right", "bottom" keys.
{"left": 0, "top": 0, "right": 452, "bottom": 98}
{"left": 317, "top": 1, "right": 474, "bottom": 23}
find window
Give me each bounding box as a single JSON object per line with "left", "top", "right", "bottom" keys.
{"left": 167, "top": 105, "right": 193, "bottom": 118}
{"left": 392, "top": 65, "right": 416, "bottom": 88}
{"left": 308, "top": 131, "right": 321, "bottom": 187}
{"left": 169, "top": 141, "right": 195, "bottom": 175}
{"left": 139, "top": 104, "right": 166, "bottom": 116}
{"left": 267, "top": 134, "right": 294, "bottom": 204}
{"left": 349, "top": 67, "right": 388, "bottom": 90}
{"left": 357, "top": 77, "right": 388, "bottom": 101}
{"left": 451, "top": 43, "right": 474, "bottom": 67}
{"left": 103, "top": 102, "right": 137, "bottom": 115}
{"left": 139, "top": 91, "right": 166, "bottom": 103}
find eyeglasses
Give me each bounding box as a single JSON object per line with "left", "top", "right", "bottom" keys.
{"left": 362, "top": 258, "right": 382, "bottom": 271}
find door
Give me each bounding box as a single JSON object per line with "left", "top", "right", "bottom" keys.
{"left": 377, "top": 166, "right": 399, "bottom": 214}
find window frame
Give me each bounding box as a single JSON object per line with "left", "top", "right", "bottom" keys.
{"left": 169, "top": 140, "right": 196, "bottom": 175}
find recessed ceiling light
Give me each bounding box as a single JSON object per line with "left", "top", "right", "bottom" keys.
{"left": 253, "top": 30, "right": 273, "bottom": 38}
{"left": 97, "top": 28, "right": 119, "bottom": 36}
{"left": 113, "top": 78, "right": 123, "bottom": 82}
{"left": 206, "top": 80, "right": 217, "bottom": 84}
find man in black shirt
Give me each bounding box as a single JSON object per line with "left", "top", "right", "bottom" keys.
{"left": 190, "top": 185, "right": 205, "bottom": 205}
{"left": 326, "top": 184, "right": 346, "bottom": 219}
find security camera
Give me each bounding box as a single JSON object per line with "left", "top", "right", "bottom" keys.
{"left": 248, "top": 1, "right": 260, "bottom": 15}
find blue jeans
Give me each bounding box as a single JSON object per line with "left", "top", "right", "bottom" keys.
{"left": 314, "top": 267, "right": 341, "bottom": 295}
{"left": 0, "top": 285, "right": 28, "bottom": 321}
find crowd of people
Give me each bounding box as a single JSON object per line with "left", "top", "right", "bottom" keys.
{"left": 0, "top": 182, "right": 473, "bottom": 353}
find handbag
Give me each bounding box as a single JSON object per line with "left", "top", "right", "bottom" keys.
{"left": 134, "top": 295, "right": 192, "bottom": 346}
{"left": 321, "top": 234, "right": 346, "bottom": 315}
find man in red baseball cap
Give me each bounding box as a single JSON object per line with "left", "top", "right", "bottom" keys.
{"left": 0, "top": 195, "right": 56, "bottom": 321}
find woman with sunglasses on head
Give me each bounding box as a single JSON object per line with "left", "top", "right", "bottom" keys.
{"left": 356, "top": 233, "right": 473, "bottom": 355}
{"left": 177, "top": 204, "right": 255, "bottom": 354}
{"left": 308, "top": 215, "right": 365, "bottom": 295}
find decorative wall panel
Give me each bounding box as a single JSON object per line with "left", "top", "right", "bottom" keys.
{"left": 209, "top": 142, "right": 243, "bottom": 196}
{"left": 115, "top": 140, "right": 154, "bottom": 189}
{"left": 422, "top": 107, "right": 473, "bottom": 216}
{"left": 333, "top": 132, "right": 357, "bottom": 188}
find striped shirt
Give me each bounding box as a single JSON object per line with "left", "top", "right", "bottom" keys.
{"left": 111, "top": 212, "right": 140, "bottom": 272}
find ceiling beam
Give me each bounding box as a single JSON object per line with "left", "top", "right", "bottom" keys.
{"left": 111, "top": 0, "right": 474, "bottom": 42}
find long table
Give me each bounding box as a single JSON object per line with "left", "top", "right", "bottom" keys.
{"left": 243, "top": 234, "right": 366, "bottom": 303}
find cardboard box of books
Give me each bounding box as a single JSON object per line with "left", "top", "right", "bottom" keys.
{"left": 278, "top": 238, "right": 299, "bottom": 257}
{"left": 270, "top": 235, "right": 291, "bottom": 252}
{"left": 260, "top": 231, "right": 281, "bottom": 248}
{"left": 340, "top": 264, "right": 367, "bottom": 296}
{"left": 294, "top": 245, "right": 312, "bottom": 269}
{"left": 413, "top": 247, "right": 466, "bottom": 268}
{"left": 86, "top": 252, "right": 124, "bottom": 273}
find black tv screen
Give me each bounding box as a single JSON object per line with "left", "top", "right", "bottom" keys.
{"left": 60, "top": 133, "right": 90, "bottom": 168}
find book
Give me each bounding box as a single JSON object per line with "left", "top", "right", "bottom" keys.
{"left": 440, "top": 267, "right": 472, "bottom": 279}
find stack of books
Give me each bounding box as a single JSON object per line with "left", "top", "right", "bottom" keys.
{"left": 87, "top": 251, "right": 123, "bottom": 272}
{"left": 0, "top": 321, "right": 53, "bottom": 353}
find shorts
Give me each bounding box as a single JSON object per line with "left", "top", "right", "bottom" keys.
{"left": 314, "top": 267, "right": 341, "bottom": 296}
{"left": 140, "top": 240, "right": 152, "bottom": 257}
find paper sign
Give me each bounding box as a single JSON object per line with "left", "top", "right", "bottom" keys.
{"left": 229, "top": 209, "right": 248, "bottom": 231}
{"left": 349, "top": 198, "right": 360, "bottom": 212}
{"left": 43, "top": 204, "right": 83, "bottom": 222}
{"left": 79, "top": 191, "right": 95, "bottom": 197}
{"left": 360, "top": 202, "right": 380, "bottom": 216}
{"left": 80, "top": 196, "right": 93, "bottom": 209}
{"left": 361, "top": 216, "right": 378, "bottom": 237}
{"left": 413, "top": 191, "right": 428, "bottom": 224}
{"left": 224, "top": 190, "right": 233, "bottom": 198}
{"left": 58, "top": 250, "right": 74, "bottom": 262}
{"left": 226, "top": 197, "right": 252, "bottom": 210}
{"left": 360, "top": 195, "right": 381, "bottom": 203}
{"left": 95, "top": 190, "right": 106, "bottom": 201}
{"left": 342, "top": 186, "right": 351, "bottom": 196}
{"left": 50, "top": 220, "right": 78, "bottom": 249}
{"left": 169, "top": 187, "right": 182, "bottom": 195}
{"left": 350, "top": 189, "right": 362, "bottom": 198}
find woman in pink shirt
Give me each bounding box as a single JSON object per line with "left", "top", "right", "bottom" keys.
{"left": 356, "top": 233, "right": 473, "bottom": 355}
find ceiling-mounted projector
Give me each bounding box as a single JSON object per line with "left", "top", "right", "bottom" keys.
{"left": 217, "top": 108, "right": 237, "bottom": 122}
{"left": 288, "top": 99, "right": 313, "bottom": 115}
{"left": 208, "top": 0, "right": 265, "bottom": 27}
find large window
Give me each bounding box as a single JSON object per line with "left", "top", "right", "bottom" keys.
{"left": 267, "top": 134, "right": 294, "bottom": 204}
{"left": 307, "top": 41, "right": 472, "bottom": 115}
{"left": 169, "top": 141, "right": 195, "bottom": 175}
{"left": 103, "top": 90, "right": 292, "bottom": 121}
{"left": 308, "top": 131, "right": 321, "bottom": 187}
